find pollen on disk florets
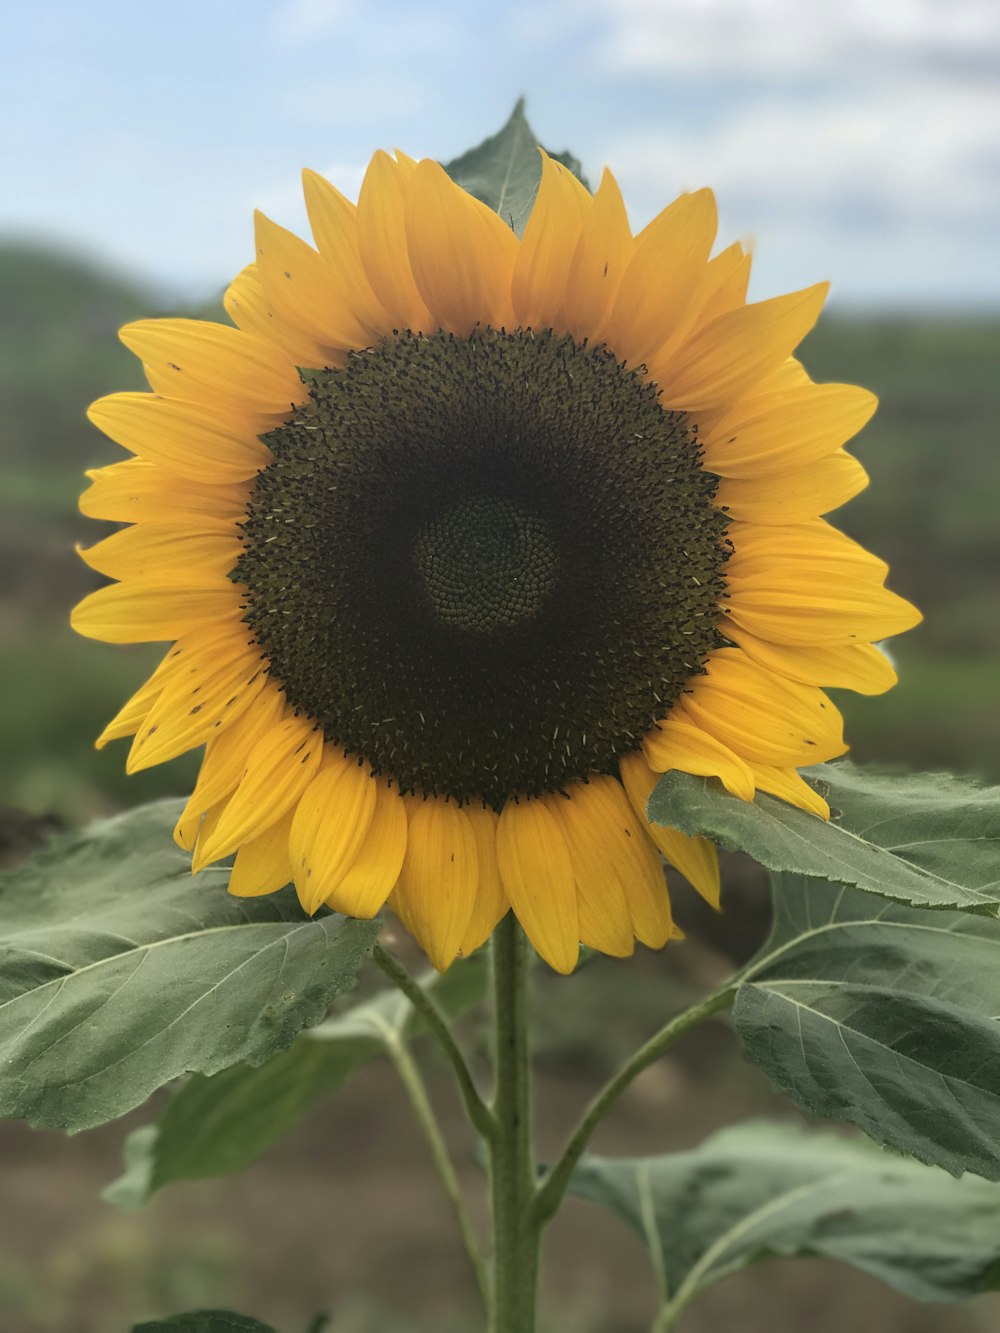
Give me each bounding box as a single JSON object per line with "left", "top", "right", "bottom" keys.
{"left": 235, "top": 327, "right": 730, "bottom": 808}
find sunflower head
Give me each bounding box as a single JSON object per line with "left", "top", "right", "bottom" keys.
{"left": 72, "top": 134, "right": 920, "bottom": 974}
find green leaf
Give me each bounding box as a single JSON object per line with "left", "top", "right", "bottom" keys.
{"left": 105, "top": 954, "right": 488, "bottom": 1206}
{"left": 0, "top": 801, "right": 379, "bottom": 1132}
{"left": 735, "top": 872, "right": 1000, "bottom": 1178}
{"left": 132, "top": 1313, "right": 276, "bottom": 1332}
{"left": 570, "top": 1120, "right": 1000, "bottom": 1323}
{"left": 443, "top": 98, "right": 588, "bottom": 236}
{"left": 648, "top": 761, "right": 1000, "bottom": 913}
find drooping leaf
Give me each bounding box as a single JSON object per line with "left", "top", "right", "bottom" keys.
{"left": 106, "top": 953, "right": 489, "bottom": 1206}
{"left": 570, "top": 1120, "right": 1000, "bottom": 1324}
{"left": 735, "top": 872, "right": 1000, "bottom": 1178}
{"left": 0, "top": 801, "right": 379, "bottom": 1132}
{"left": 444, "top": 98, "right": 588, "bottom": 236}
{"left": 132, "top": 1313, "right": 276, "bottom": 1332}
{"left": 648, "top": 762, "right": 1000, "bottom": 913}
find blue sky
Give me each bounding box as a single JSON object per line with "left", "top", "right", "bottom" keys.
{"left": 4, "top": 0, "right": 998, "bottom": 309}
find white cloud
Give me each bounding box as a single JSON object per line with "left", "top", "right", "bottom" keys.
{"left": 575, "top": 0, "right": 1000, "bottom": 78}
{"left": 536, "top": 0, "right": 1000, "bottom": 303}
{"left": 603, "top": 82, "right": 1000, "bottom": 228}
{"left": 597, "top": 78, "right": 1000, "bottom": 305}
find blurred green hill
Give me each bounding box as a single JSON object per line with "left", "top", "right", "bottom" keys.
{"left": 1, "top": 240, "right": 997, "bottom": 818}
{"left": 1, "top": 245, "right": 149, "bottom": 489}
{"left": 0, "top": 243, "right": 190, "bottom": 817}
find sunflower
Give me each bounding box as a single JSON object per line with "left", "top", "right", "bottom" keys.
{"left": 72, "top": 151, "right": 920, "bottom": 973}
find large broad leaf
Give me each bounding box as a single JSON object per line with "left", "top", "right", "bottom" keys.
{"left": 444, "top": 98, "right": 588, "bottom": 235}
{"left": 105, "top": 955, "right": 488, "bottom": 1206}
{"left": 649, "top": 761, "right": 1000, "bottom": 913}
{"left": 0, "top": 801, "right": 379, "bottom": 1132}
{"left": 570, "top": 1121, "right": 1000, "bottom": 1324}
{"left": 132, "top": 1314, "right": 276, "bottom": 1332}
{"left": 735, "top": 872, "right": 1000, "bottom": 1178}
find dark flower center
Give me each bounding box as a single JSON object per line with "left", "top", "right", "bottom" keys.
{"left": 413, "top": 495, "right": 558, "bottom": 635}
{"left": 235, "top": 328, "right": 729, "bottom": 807}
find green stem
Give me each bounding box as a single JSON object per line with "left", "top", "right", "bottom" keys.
{"left": 532, "top": 982, "right": 737, "bottom": 1226}
{"left": 487, "top": 914, "right": 541, "bottom": 1333}
{"left": 381, "top": 1026, "right": 491, "bottom": 1314}
{"left": 372, "top": 942, "right": 497, "bottom": 1142}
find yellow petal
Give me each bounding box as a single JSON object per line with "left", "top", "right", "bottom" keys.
{"left": 302, "top": 167, "right": 393, "bottom": 338}
{"left": 496, "top": 798, "right": 579, "bottom": 974}
{"left": 683, "top": 647, "right": 847, "bottom": 766}
{"left": 79, "top": 460, "right": 251, "bottom": 524}
{"left": 554, "top": 775, "right": 673, "bottom": 957}
{"left": 356, "top": 150, "right": 431, "bottom": 332}
{"left": 605, "top": 188, "right": 717, "bottom": 367}
{"left": 619, "top": 750, "right": 721, "bottom": 909}
{"left": 716, "top": 449, "right": 868, "bottom": 524}
{"left": 459, "top": 804, "right": 509, "bottom": 957}
{"left": 196, "top": 713, "right": 325, "bottom": 867}
{"left": 393, "top": 795, "right": 478, "bottom": 970}
{"left": 725, "top": 528, "right": 922, "bottom": 646}
{"left": 191, "top": 801, "right": 228, "bottom": 871}
{"left": 120, "top": 319, "right": 306, "bottom": 415}
{"left": 405, "top": 158, "right": 517, "bottom": 334}
{"left": 78, "top": 521, "right": 241, "bottom": 581}
{"left": 95, "top": 645, "right": 180, "bottom": 747}
{"left": 726, "top": 628, "right": 898, "bottom": 695}
{"left": 302, "top": 167, "right": 356, "bottom": 243}
{"left": 654, "top": 283, "right": 828, "bottom": 412}
{"left": 691, "top": 242, "right": 752, "bottom": 327}
{"left": 648, "top": 241, "right": 750, "bottom": 370}
{"left": 543, "top": 787, "right": 633, "bottom": 957}
{"left": 254, "top": 210, "right": 373, "bottom": 351}
{"left": 225, "top": 263, "right": 339, "bottom": 370}
{"left": 750, "top": 356, "right": 813, "bottom": 398}
{"left": 173, "top": 686, "right": 286, "bottom": 849}
{"left": 327, "top": 777, "right": 407, "bottom": 919}
{"left": 724, "top": 579, "right": 920, "bottom": 647}
{"left": 751, "top": 764, "right": 830, "bottom": 818}
{"left": 87, "top": 392, "right": 272, "bottom": 483}
{"left": 700, "top": 382, "right": 877, "bottom": 478}
{"left": 727, "top": 518, "right": 889, "bottom": 583}
{"left": 71, "top": 576, "right": 240, "bottom": 644}
{"left": 641, "top": 712, "right": 756, "bottom": 800}
{"left": 289, "top": 752, "right": 379, "bottom": 915}
{"left": 511, "top": 151, "right": 591, "bottom": 330}
{"left": 126, "top": 630, "right": 266, "bottom": 772}
{"left": 657, "top": 825, "right": 721, "bottom": 908}
{"left": 559, "top": 168, "right": 634, "bottom": 342}
{"left": 595, "top": 772, "right": 677, "bottom": 946}
{"left": 229, "top": 811, "right": 295, "bottom": 897}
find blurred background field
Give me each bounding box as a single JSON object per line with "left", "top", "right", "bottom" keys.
{"left": 3, "top": 1, "right": 1000, "bottom": 1329}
